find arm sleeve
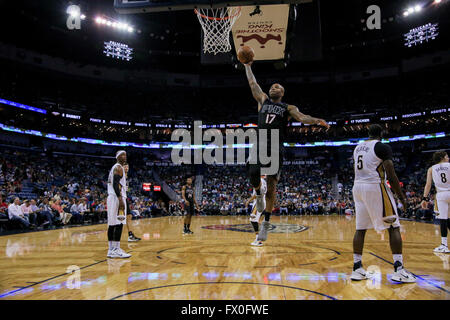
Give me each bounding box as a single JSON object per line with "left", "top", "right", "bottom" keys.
{"left": 126, "top": 198, "right": 131, "bottom": 212}
{"left": 374, "top": 142, "right": 393, "bottom": 161}
{"left": 113, "top": 174, "right": 122, "bottom": 198}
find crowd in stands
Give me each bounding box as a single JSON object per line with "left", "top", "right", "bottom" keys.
{"left": 1, "top": 59, "right": 449, "bottom": 145}
{"left": 0, "top": 139, "right": 446, "bottom": 234}
{"left": 0, "top": 147, "right": 162, "bottom": 232}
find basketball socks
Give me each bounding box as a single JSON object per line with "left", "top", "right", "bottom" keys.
{"left": 442, "top": 237, "right": 448, "bottom": 247}
{"left": 129, "top": 231, "right": 133, "bottom": 236}
{"left": 393, "top": 254, "right": 403, "bottom": 270}
{"left": 263, "top": 211, "right": 271, "bottom": 222}
{"left": 353, "top": 261, "right": 362, "bottom": 271}
{"left": 353, "top": 254, "right": 362, "bottom": 270}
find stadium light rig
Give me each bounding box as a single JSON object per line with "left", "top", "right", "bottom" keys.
{"left": 67, "top": 5, "right": 86, "bottom": 20}
{"left": 95, "top": 16, "right": 134, "bottom": 33}
{"left": 403, "top": 4, "right": 422, "bottom": 16}
{"left": 402, "top": 0, "right": 447, "bottom": 17}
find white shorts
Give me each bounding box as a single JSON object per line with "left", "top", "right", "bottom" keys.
{"left": 249, "top": 204, "right": 263, "bottom": 223}
{"left": 435, "top": 191, "right": 450, "bottom": 219}
{"left": 107, "top": 195, "right": 127, "bottom": 226}
{"left": 353, "top": 183, "right": 401, "bottom": 232}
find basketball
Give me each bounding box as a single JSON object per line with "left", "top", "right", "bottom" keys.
{"left": 238, "top": 46, "right": 255, "bottom": 64}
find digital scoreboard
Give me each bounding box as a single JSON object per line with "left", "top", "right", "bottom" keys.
{"left": 404, "top": 23, "right": 439, "bottom": 47}
{"left": 103, "top": 41, "right": 133, "bottom": 61}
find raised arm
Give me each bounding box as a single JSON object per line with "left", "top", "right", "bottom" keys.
{"left": 244, "top": 64, "right": 268, "bottom": 105}
{"left": 287, "top": 105, "right": 330, "bottom": 128}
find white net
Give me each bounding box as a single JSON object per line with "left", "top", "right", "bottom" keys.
{"left": 195, "top": 7, "right": 241, "bottom": 55}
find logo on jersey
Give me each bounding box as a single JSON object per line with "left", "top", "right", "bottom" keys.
{"left": 202, "top": 223, "right": 308, "bottom": 233}
{"left": 261, "top": 104, "right": 286, "bottom": 117}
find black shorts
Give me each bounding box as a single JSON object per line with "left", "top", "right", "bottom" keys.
{"left": 185, "top": 205, "right": 195, "bottom": 215}
{"left": 246, "top": 146, "right": 284, "bottom": 181}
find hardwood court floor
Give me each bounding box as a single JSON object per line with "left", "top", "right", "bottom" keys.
{"left": 0, "top": 215, "right": 448, "bottom": 300}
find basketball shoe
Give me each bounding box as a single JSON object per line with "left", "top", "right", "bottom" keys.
{"left": 108, "top": 247, "right": 131, "bottom": 259}
{"left": 257, "top": 221, "right": 270, "bottom": 241}
{"left": 251, "top": 239, "right": 263, "bottom": 247}
{"left": 350, "top": 261, "right": 369, "bottom": 281}
{"left": 391, "top": 262, "right": 416, "bottom": 283}
{"left": 128, "top": 232, "right": 141, "bottom": 242}
{"left": 433, "top": 244, "right": 450, "bottom": 253}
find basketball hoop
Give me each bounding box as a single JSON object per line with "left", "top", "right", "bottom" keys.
{"left": 195, "top": 6, "right": 241, "bottom": 55}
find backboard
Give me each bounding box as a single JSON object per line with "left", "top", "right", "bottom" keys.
{"left": 114, "top": 0, "right": 307, "bottom": 14}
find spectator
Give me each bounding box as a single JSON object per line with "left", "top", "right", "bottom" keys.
{"left": 30, "top": 199, "right": 52, "bottom": 228}
{"left": 8, "top": 197, "right": 32, "bottom": 229}
{"left": 70, "top": 199, "right": 83, "bottom": 224}
{"left": 20, "top": 199, "right": 37, "bottom": 226}
{"left": 52, "top": 199, "right": 71, "bottom": 225}
{"left": 0, "top": 194, "right": 8, "bottom": 219}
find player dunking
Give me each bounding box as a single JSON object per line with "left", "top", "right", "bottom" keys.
{"left": 182, "top": 176, "right": 199, "bottom": 235}
{"left": 106, "top": 150, "right": 131, "bottom": 258}
{"left": 421, "top": 151, "right": 450, "bottom": 253}
{"left": 351, "top": 124, "right": 415, "bottom": 282}
{"left": 243, "top": 61, "right": 329, "bottom": 242}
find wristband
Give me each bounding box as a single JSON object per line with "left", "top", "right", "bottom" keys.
{"left": 422, "top": 197, "right": 429, "bottom": 202}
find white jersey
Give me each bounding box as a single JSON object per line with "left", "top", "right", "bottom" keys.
{"left": 353, "top": 140, "right": 385, "bottom": 184}
{"left": 432, "top": 162, "right": 450, "bottom": 192}
{"left": 107, "top": 163, "right": 127, "bottom": 198}
{"left": 250, "top": 190, "right": 257, "bottom": 208}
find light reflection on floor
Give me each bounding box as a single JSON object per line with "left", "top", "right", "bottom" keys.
{"left": 0, "top": 216, "right": 449, "bottom": 300}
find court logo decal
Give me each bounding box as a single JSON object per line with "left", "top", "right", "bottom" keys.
{"left": 202, "top": 223, "right": 308, "bottom": 234}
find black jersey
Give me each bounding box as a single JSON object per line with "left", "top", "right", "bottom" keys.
{"left": 258, "top": 98, "right": 290, "bottom": 145}
{"left": 184, "top": 184, "right": 194, "bottom": 205}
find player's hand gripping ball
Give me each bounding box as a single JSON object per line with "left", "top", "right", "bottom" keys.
{"left": 238, "top": 46, "right": 255, "bottom": 65}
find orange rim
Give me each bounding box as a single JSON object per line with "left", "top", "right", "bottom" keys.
{"left": 194, "top": 7, "right": 241, "bottom": 21}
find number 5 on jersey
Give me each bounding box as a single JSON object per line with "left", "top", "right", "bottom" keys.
{"left": 357, "top": 155, "right": 363, "bottom": 170}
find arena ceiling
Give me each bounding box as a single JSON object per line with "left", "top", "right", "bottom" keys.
{"left": 1, "top": 0, "right": 449, "bottom": 74}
